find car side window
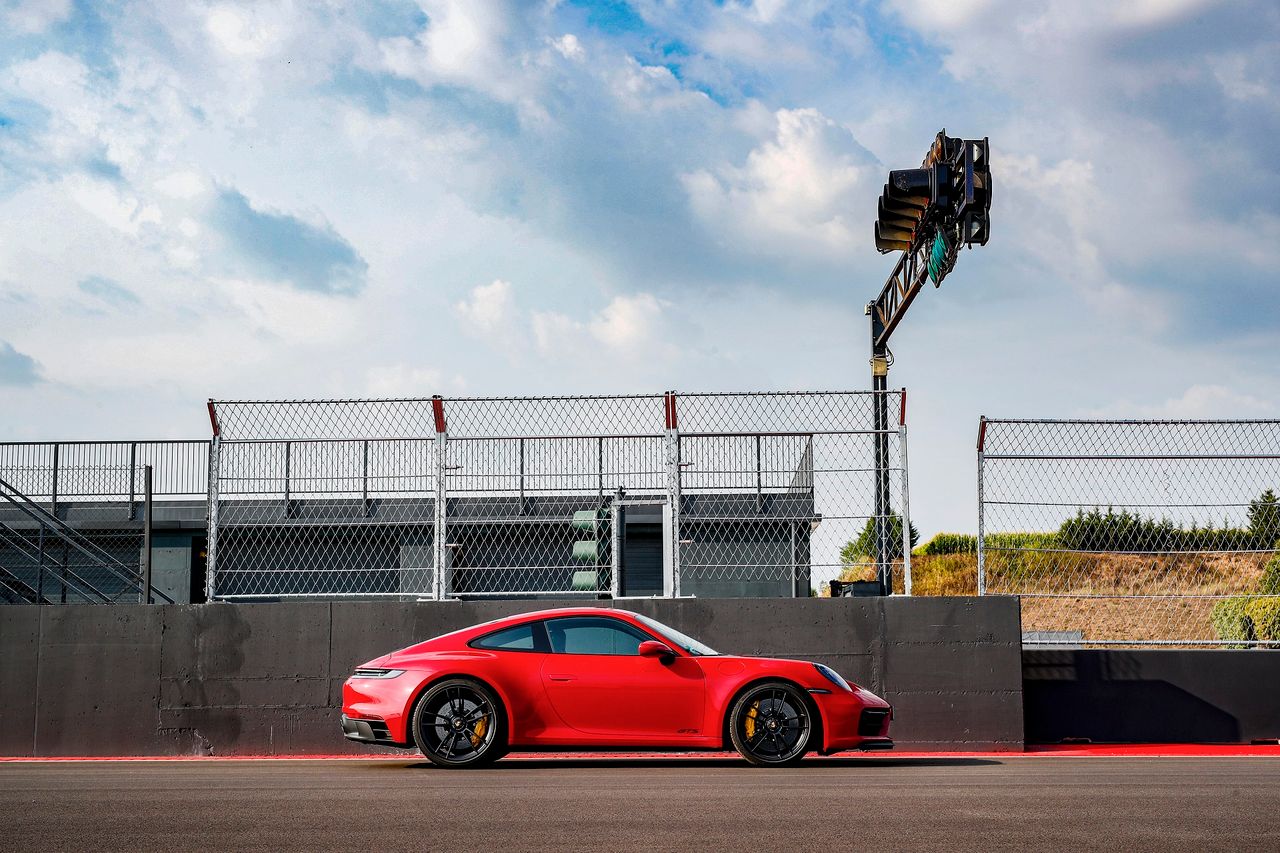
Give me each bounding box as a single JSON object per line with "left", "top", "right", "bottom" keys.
{"left": 471, "top": 622, "right": 547, "bottom": 652}
{"left": 546, "top": 617, "right": 650, "bottom": 656}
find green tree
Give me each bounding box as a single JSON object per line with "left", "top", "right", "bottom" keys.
{"left": 1248, "top": 489, "right": 1280, "bottom": 548}
{"left": 842, "top": 513, "right": 920, "bottom": 563}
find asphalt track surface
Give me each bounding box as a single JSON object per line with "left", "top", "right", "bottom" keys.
{"left": 3, "top": 755, "right": 1278, "bottom": 852}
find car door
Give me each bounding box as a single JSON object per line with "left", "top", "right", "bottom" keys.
{"left": 540, "top": 616, "right": 705, "bottom": 739}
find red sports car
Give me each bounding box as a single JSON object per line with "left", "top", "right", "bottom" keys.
{"left": 341, "top": 607, "right": 893, "bottom": 767}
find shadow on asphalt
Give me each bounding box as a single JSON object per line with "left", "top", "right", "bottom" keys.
{"left": 388, "top": 756, "right": 1002, "bottom": 771}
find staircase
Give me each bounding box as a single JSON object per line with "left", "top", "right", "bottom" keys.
{"left": 0, "top": 476, "right": 172, "bottom": 604}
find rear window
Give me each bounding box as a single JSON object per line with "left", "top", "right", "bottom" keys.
{"left": 471, "top": 623, "right": 544, "bottom": 652}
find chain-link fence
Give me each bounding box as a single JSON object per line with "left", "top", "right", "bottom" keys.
{"left": 0, "top": 441, "right": 208, "bottom": 603}
{"left": 207, "top": 392, "right": 909, "bottom": 600}
{"left": 978, "top": 418, "right": 1280, "bottom": 646}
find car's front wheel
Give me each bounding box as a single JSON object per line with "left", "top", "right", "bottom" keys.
{"left": 411, "top": 678, "right": 505, "bottom": 768}
{"left": 728, "top": 682, "right": 813, "bottom": 767}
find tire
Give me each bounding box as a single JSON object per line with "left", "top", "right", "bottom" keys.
{"left": 728, "top": 681, "right": 813, "bottom": 767}
{"left": 411, "top": 678, "right": 506, "bottom": 769}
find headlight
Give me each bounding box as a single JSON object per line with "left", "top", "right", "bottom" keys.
{"left": 352, "top": 668, "right": 405, "bottom": 679}
{"left": 813, "top": 663, "right": 852, "bottom": 691}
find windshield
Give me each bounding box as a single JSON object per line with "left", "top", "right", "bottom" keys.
{"left": 631, "top": 613, "right": 720, "bottom": 657}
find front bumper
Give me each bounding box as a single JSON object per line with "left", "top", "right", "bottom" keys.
{"left": 814, "top": 689, "right": 894, "bottom": 754}
{"left": 341, "top": 715, "right": 401, "bottom": 747}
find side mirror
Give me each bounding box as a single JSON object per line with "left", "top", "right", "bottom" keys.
{"left": 638, "top": 640, "right": 675, "bottom": 662}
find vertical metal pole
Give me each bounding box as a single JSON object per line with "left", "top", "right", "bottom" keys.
{"left": 433, "top": 433, "right": 448, "bottom": 600}
{"left": 283, "top": 441, "right": 291, "bottom": 515}
{"left": 899, "top": 417, "right": 912, "bottom": 597}
{"left": 141, "top": 465, "right": 153, "bottom": 604}
{"left": 665, "top": 431, "right": 682, "bottom": 598}
{"left": 597, "top": 437, "right": 604, "bottom": 498}
{"left": 755, "top": 435, "right": 763, "bottom": 513}
{"left": 868, "top": 298, "right": 893, "bottom": 596}
{"left": 610, "top": 487, "right": 624, "bottom": 599}
{"left": 789, "top": 521, "right": 798, "bottom": 598}
{"left": 362, "top": 440, "right": 370, "bottom": 516}
{"left": 50, "top": 442, "right": 59, "bottom": 519}
{"left": 977, "top": 417, "right": 987, "bottom": 597}
{"left": 518, "top": 439, "right": 526, "bottom": 512}
{"left": 35, "top": 523, "right": 46, "bottom": 604}
{"left": 205, "top": 437, "right": 220, "bottom": 602}
{"left": 128, "top": 442, "right": 137, "bottom": 521}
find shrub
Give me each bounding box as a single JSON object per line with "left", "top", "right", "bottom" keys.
{"left": 1058, "top": 507, "right": 1254, "bottom": 552}
{"left": 1260, "top": 551, "right": 1280, "bottom": 596}
{"left": 1245, "top": 597, "right": 1280, "bottom": 643}
{"left": 1210, "top": 597, "right": 1257, "bottom": 647}
{"left": 914, "top": 533, "right": 977, "bottom": 556}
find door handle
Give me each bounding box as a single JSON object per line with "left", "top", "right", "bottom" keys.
{"left": 547, "top": 674, "right": 576, "bottom": 682}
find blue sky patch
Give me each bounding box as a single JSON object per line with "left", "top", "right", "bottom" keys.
{"left": 209, "top": 189, "right": 367, "bottom": 296}
{"left": 0, "top": 341, "right": 41, "bottom": 386}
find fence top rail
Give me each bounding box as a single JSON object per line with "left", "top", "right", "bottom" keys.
{"left": 208, "top": 390, "right": 907, "bottom": 442}
{"left": 214, "top": 429, "right": 898, "bottom": 445}
{"left": 0, "top": 439, "right": 209, "bottom": 447}
{"left": 982, "top": 417, "right": 1280, "bottom": 426}
{"left": 984, "top": 453, "right": 1280, "bottom": 461}
{"left": 209, "top": 390, "right": 904, "bottom": 405}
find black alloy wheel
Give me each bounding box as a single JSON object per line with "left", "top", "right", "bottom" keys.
{"left": 728, "top": 682, "right": 813, "bottom": 767}
{"left": 412, "top": 678, "right": 504, "bottom": 768}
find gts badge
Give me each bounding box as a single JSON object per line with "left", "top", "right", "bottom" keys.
{"left": 677, "top": 728, "right": 699, "bottom": 734}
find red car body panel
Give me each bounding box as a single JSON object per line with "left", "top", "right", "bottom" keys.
{"left": 341, "top": 607, "right": 892, "bottom": 754}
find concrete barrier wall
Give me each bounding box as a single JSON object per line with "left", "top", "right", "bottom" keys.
{"left": 0, "top": 597, "right": 1024, "bottom": 756}
{"left": 1024, "top": 650, "right": 1280, "bottom": 744}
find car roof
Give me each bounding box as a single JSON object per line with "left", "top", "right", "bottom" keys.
{"left": 501, "top": 606, "right": 633, "bottom": 621}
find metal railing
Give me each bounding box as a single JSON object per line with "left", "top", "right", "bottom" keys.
{"left": 0, "top": 440, "right": 209, "bottom": 505}
{"left": 0, "top": 441, "right": 206, "bottom": 604}
{"left": 0, "top": 476, "right": 173, "bottom": 604}
{"left": 977, "top": 418, "right": 1280, "bottom": 646}
{"left": 206, "top": 392, "right": 909, "bottom": 600}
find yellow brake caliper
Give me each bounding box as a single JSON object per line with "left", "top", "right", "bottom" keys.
{"left": 470, "top": 714, "right": 488, "bottom": 747}
{"left": 744, "top": 702, "right": 759, "bottom": 739}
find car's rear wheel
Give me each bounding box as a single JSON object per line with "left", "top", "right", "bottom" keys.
{"left": 728, "top": 682, "right": 813, "bottom": 767}
{"left": 412, "top": 678, "right": 504, "bottom": 768}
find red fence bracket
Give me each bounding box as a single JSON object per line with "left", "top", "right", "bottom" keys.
{"left": 431, "top": 395, "right": 447, "bottom": 434}
{"left": 977, "top": 416, "right": 988, "bottom": 453}
{"left": 899, "top": 389, "right": 907, "bottom": 427}
{"left": 207, "top": 400, "right": 221, "bottom": 438}
{"left": 663, "top": 391, "right": 678, "bottom": 430}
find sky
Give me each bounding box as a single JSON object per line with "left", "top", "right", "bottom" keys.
{"left": 0, "top": 0, "right": 1277, "bottom": 536}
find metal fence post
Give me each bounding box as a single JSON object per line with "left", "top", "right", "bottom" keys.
{"left": 899, "top": 403, "right": 912, "bottom": 597}
{"left": 205, "top": 436, "right": 220, "bottom": 602}
{"left": 976, "top": 416, "right": 987, "bottom": 597}
{"left": 141, "top": 465, "right": 153, "bottom": 604}
{"left": 128, "top": 442, "right": 137, "bottom": 521}
{"left": 610, "top": 487, "right": 624, "bottom": 598}
{"left": 432, "top": 396, "right": 449, "bottom": 601}
{"left": 50, "top": 442, "right": 59, "bottom": 518}
{"left": 664, "top": 391, "right": 681, "bottom": 598}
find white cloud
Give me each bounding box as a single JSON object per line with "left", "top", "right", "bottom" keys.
{"left": 365, "top": 364, "right": 467, "bottom": 397}
{"left": 1087, "top": 385, "right": 1277, "bottom": 419}
{"left": 455, "top": 279, "right": 519, "bottom": 338}
{"left": 205, "top": 4, "right": 285, "bottom": 58}
{"left": 61, "top": 175, "right": 163, "bottom": 236}
{"left": 532, "top": 292, "right": 674, "bottom": 360}
{"left": 1, "top": 0, "right": 72, "bottom": 35}
{"left": 683, "top": 107, "right": 878, "bottom": 254}
{"left": 154, "top": 171, "right": 209, "bottom": 200}
{"left": 551, "top": 33, "right": 584, "bottom": 61}
{"left": 378, "top": 0, "right": 526, "bottom": 101}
